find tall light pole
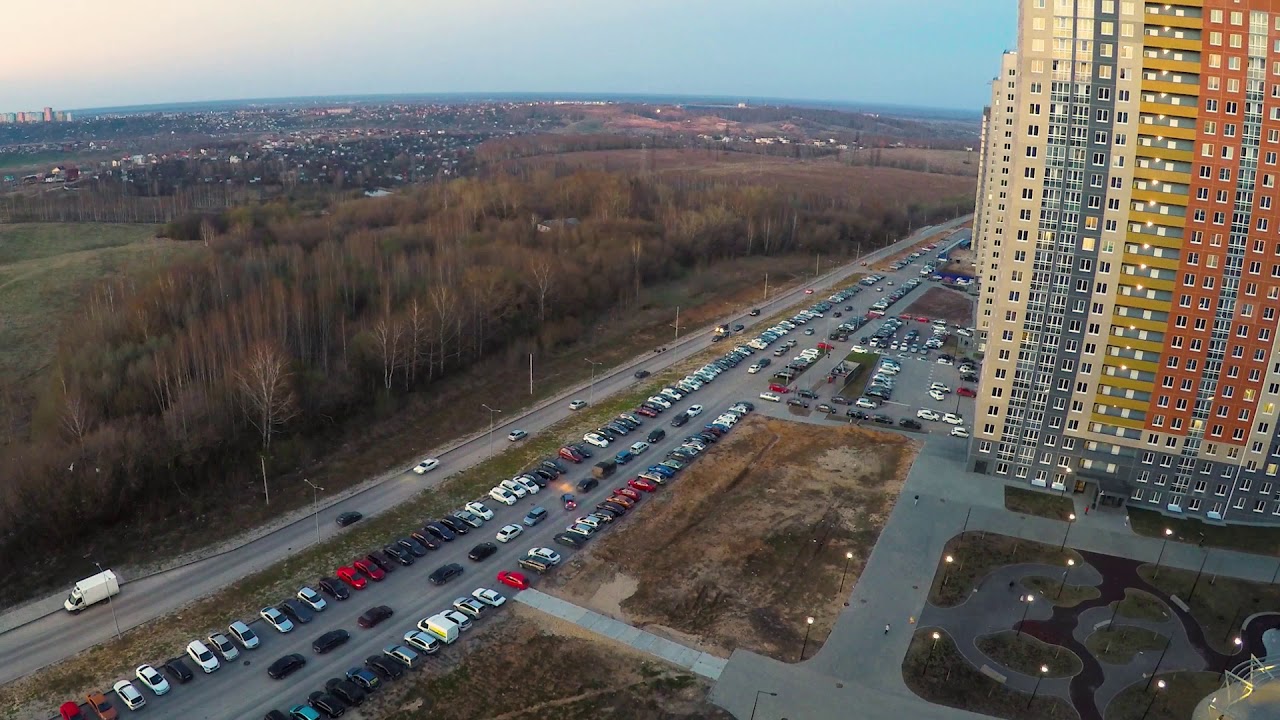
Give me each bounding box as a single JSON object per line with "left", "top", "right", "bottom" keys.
{"left": 584, "top": 358, "right": 603, "bottom": 407}
{"left": 1027, "top": 664, "right": 1049, "bottom": 708}
{"left": 749, "top": 690, "right": 778, "bottom": 720}
{"left": 799, "top": 616, "right": 815, "bottom": 661}
{"left": 672, "top": 307, "right": 681, "bottom": 340}
{"left": 942, "top": 554, "right": 955, "bottom": 588}
{"left": 1141, "top": 679, "right": 1167, "bottom": 720}
{"left": 1147, "top": 635, "right": 1173, "bottom": 689}
{"left": 93, "top": 560, "right": 122, "bottom": 639}
{"left": 1017, "top": 594, "right": 1035, "bottom": 636}
{"left": 1057, "top": 559, "right": 1076, "bottom": 600}
{"left": 481, "top": 404, "right": 501, "bottom": 456}
{"left": 922, "top": 630, "right": 942, "bottom": 677}
{"left": 763, "top": 273, "right": 769, "bottom": 303}
{"left": 839, "top": 551, "right": 854, "bottom": 593}
{"left": 1153, "top": 528, "right": 1174, "bottom": 579}
{"left": 1060, "top": 513, "right": 1076, "bottom": 551}
{"left": 302, "top": 478, "right": 323, "bottom": 546}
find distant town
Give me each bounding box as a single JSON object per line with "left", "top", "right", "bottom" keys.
{"left": 0, "top": 106, "right": 73, "bottom": 123}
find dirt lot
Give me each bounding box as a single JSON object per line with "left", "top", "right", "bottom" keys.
{"left": 940, "top": 246, "right": 977, "bottom": 276}
{"left": 903, "top": 286, "right": 974, "bottom": 326}
{"left": 364, "top": 609, "right": 731, "bottom": 720}
{"left": 544, "top": 415, "right": 920, "bottom": 662}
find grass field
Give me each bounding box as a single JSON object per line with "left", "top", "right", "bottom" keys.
{"left": 0, "top": 223, "right": 186, "bottom": 382}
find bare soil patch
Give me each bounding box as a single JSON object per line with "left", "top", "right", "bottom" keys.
{"left": 544, "top": 415, "right": 920, "bottom": 662}
{"left": 940, "top": 246, "right": 977, "bottom": 276}
{"left": 903, "top": 286, "right": 974, "bottom": 326}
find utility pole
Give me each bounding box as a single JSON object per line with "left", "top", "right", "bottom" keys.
{"left": 585, "top": 358, "right": 603, "bottom": 407}
{"left": 815, "top": 253, "right": 821, "bottom": 278}
{"left": 529, "top": 354, "right": 534, "bottom": 396}
{"left": 763, "top": 273, "right": 769, "bottom": 303}
{"left": 481, "top": 404, "right": 502, "bottom": 456}
{"left": 93, "top": 561, "right": 122, "bottom": 640}
{"left": 261, "top": 455, "right": 269, "bottom": 506}
{"left": 672, "top": 307, "right": 681, "bottom": 340}
{"left": 302, "top": 478, "right": 323, "bottom": 546}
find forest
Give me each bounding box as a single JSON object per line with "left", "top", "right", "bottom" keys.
{"left": 0, "top": 163, "right": 965, "bottom": 577}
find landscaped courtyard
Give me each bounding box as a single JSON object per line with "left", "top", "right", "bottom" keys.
{"left": 902, "top": 531, "right": 1280, "bottom": 720}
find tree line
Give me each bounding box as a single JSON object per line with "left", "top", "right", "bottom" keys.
{"left": 0, "top": 165, "right": 965, "bottom": 565}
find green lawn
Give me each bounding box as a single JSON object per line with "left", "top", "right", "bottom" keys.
{"left": 838, "top": 351, "right": 879, "bottom": 398}
{"left": 1004, "top": 486, "right": 1075, "bottom": 522}
{"left": 1130, "top": 506, "right": 1280, "bottom": 557}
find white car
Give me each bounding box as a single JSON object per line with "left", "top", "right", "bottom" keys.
{"left": 507, "top": 430, "right": 528, "bottom": 442}
{"left": 928, "top": 390, "right": 946, "bottom": 402}
{"left": 186, "top": 640, "right": 220, "bottom": 673}
{"left": 472, "top": 587, "right": 507, "bottom": 607}
{"left": 917, "top": 409, "right": 941, "bottom": 422}
{"left": 950, "top": 427, "right": 971, "bottom": 438}
{"left": 747, "top": 363, "right": 764, "bottom": 374}
{"left": 584, "top": 432, "right": 610, "bottom": 448}
{"left": 575, "top": 515, "right": 601, "bottom": 528}
{"left": 444, "top": 609, "right": 473, "bottom": 631}
{"left": 855, "top": 397, "right": 880, "bottom": 409}
{"left": 227, "top": 620, "right": 259, "bottom": 649}
{"left": 759, "top": 391, "right": 782, "bottom": 402}
{"left": 112, "top": 680, "right": 146, "bottom": 711}
{"left": 403, "top": 630, "right": 441, "bottom": 655}
{"left": 465, "top": 501, "right": 494, "bottom": 520}
{"left": 716, "top": 414, "right": 739, "bottom": 426}
{"left": 569, "top": 400, "right": 588, "bottom": 410}
{"left": 647, "top": 396, "right": 673, "bottom": 409}
{"left": 496, "top": 524, "right": 524, "bottom": 543}
{"left": 134, "top": 664, "right": 169, "bottom": 695}
{"left": 412, "top": 458, "right": 440, "bottom": 474}
{"left": 528, "top": 547, "right": 562, "bottom": 565}
{"left": 488, "top": 487, "right": 518, "bottom": 506}
{"left": 206, "top": 632, "right": 240, "bottom": 661}
{"left": 686, "top": 404, "right": 703, "bottom": 416}
{"left": 930, "top": 383, "right": 951, "bottom": 393}
{"left": 512, "top": 475, "right": 540, "bottom": 494}
{"left": 851, "top": 345, "right": 868, "bottom": 353}
{"left": 629, "top": 441, "right": 650, "bottom": 454}
{"left": 259, "top": 607, "right": 294, "bottom": 633}
{"left": 296, "top": 586, "right": 327, "bottom": 612}
{"left": 943, "top": 413, "right": 964, "bottom": 425}
{"left": 936, "top": 357, "right": 953, "bottom": 366}
{"left": 499, "top": 478, "right": 529, "bottom": 497}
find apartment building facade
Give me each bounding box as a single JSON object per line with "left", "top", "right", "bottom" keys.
{"left": 969, "top": 0, "right": 1280, "bottom": 525}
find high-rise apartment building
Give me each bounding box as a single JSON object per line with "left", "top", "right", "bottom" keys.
{"left": 969, "top": 0, "right": 1280, "bottom": 524}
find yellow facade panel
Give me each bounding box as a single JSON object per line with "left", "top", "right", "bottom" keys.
{"left": 1143, "top": 36, "right": 1201, "bottom": 52}
{"left": 1099, "top": 375, "right": 1153, "bottom": 394}
{"left": 1101, "top": 395, "right": 1151, "bottom": 412}
{"left": 1132, "top": 189, "right": 1188, "bottom": 207}
{"left": 1144, "top": 14, "right": 1201, "bottom": 29}
{"left": 1143, "top": 80, "right": 1200, "bottom": 97}
{"left": 1134, "top": 167, "right": 1193, "bottom": 185}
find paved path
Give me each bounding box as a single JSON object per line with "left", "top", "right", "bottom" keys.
{"left": 513, "top": 589, "right": 728, "bottom": 680}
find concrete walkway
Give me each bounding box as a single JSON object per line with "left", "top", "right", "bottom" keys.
{"left": 514, "top": 588, "right": 728, "bottom": 680}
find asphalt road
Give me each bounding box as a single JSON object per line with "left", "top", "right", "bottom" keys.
{"left": 12, "top": 217, "right": 972, "bottom": 717}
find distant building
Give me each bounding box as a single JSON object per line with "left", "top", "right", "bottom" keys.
{"left": 536, "top": 218, "right": 580, "bottom": 233}
{"left": 43, "top": 107, "right": 53, "bottom": 122}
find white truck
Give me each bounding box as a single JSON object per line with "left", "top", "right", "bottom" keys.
{"left": 423, "top": 613, "right": 459, "bottom": 644}
{"left": 64, "top": 570, "right": 120, "bottom": 613}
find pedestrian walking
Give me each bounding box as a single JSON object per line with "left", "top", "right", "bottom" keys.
{"left": 884, "top": 623, "right": 891, "bottom": 635}
{"left": 913, "top": 495, "right": 920, "bottom": 506}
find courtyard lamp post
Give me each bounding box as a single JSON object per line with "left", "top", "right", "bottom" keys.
{"left": 1147, "top": 636, "right": 1173, "bottom": 690}
{"left": 1224, "top": 605, "right": 1245, "bottom": 644}
{"left": 1060, "top": 513, "right": 1077, "bottom": 551}
{"left": 798, "top": 616, "right": 815, "bottom": 661}
{"left": 941, "top": 554, "right": 955, "bottom": 588}
{"left": 922, "top": 630, "right": 943, "bottom": 677}
{"left": 1223, "top": 636, "right": 1244, "bottom": 674}
{"left": 839, "top": 551, "right": 854, "bottom": 593}
{"left": 1140, "top": 679, "right": 1167, "bottom": 720}
{"left": 749, "top": 691, "right": 778, "bottom": 720}
{"left": 1187, "top": 550, "right": 1210, "bottom": 603}
{"left": 1153, "top": 528, "right": 1174, "bottom": 579}
{"left": 1017, "top": 594, "right": 1035, "bottom": 637}
{"left": 1057, "top": 559, "right": 1076, "bottom": 600}
{"left": 1026, "top": 664, "right": 1049, "bottom": 709}
{"left": 481, "top": 403, "right": 502, "bottom": 456}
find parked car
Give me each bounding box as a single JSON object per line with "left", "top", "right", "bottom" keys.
{"left": 312, "top": 629, "right": 351, "bottom": 654}
{"left": 335, "top": 512, "right": 363, "bottom": 527}
{"left": 428, "top": 563, "right": 464, "bottom": 585}
{"left": 259, "top": 606, "right": 295, "bottom": 633}
{"left": 162, "top": 658, "right": 194, "bottom": 684}
{"left": 497, "top": 570, "right": 530, "bottom": 590}
{"left": 468, "top": 542, "right": 498, "bottom": 561}
{"left": 134, "top": 664, "right": 170, "bottom": 695}
{"left": 335, "top": 566, "right": 367, "bottom": 590}
{"left": 357, "top": 605, "right": 394, "bottom": 628}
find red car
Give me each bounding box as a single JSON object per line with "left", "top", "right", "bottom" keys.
{"left": 916, "top": 316, "right": 929, "bottom": 323}
{"left": 957, "top": 387, "right": 977, "bottom": 398}
{"left": 614, "top": 487, "right": 642, "bottom": 501}
{"left": 60, "top": 703, "right": 83, "bottom": 720}
{"left": 353, "top": 558, "right": 385, "bottom": 581}
{"left": 634, "top": 406, "right": 658, "bottom": 418}
{"left": 497, "top": 570, "right": 530, "bottom": 590}
{"left": 336, "top": 565, "right": 368, "bottom": 590}
{"left": 608, "top": 494, "right": 636, "bottom": 508}
{"left": 628, "top": 478, "right": 658, "bottom": 493}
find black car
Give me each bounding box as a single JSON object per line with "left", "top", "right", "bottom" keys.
{"left": 597, "top": 426, "right": 620, "bottom": 440}
{"left": 280, "top": 599, "right": 315, "bottom": 624}
{"left": 365, "top": 551, "right": 396, "bottom": 574}
{"left": 731, "top": 323, "right": 745, "bottom": 332}
{"left": 899, "top": 419, "right": 923, "bottom": 430}
{"left": 576, "top": 478, "right": 599, "bottom": 492}
{"left": 308, "top": 691, "right": 346, "bottom": 718}
{"left": 468, "top": 542, "right": 498, "bottom": 561}
{"left": 817, "top": 403, "right": 835, "bottom": 414}
{"left": 326, "top": 678, "right": 367, "bottom": 706}
{"left": 749, "top": 308, "right": 761, "bottom": 316}
{"left": 357, "top": 605, "right": 394, "bottom": 629}
{"left": 525, "top": 469, "right": 553, "bottom": 485}
{"left": 265, "top": 711, "right": 288, "bottom": 720}
{"left": 599, "top": 500, "right": 628, "bottom": 516}
{"left": 312, "top": 629, "right": 351, "bottom": 654}
{"left": 787, "top": 399, "right": 810, "bottom": 409}
{"left": 410, "top": 530, "right": 440, "bottom": 550}
{"left": 382, "top": 544, "right": 414, "bottom": 566}
{"left": 317, "top": 577, "right": 351, "bottom": 601}
{"left": 428, "top": 563, "right": 464, "bottom": 585}
{"left": 634, "top": 369, "right": 651, "bottom": 379}
{"left": 541, "top": 459, "right": 566, "bottom": 474}
{"left": 695, "top": 432, "right": 717, "bottom": 444}
{"left": 554, "top": 532, "right": 585, "bottom": 548}
{"left": 571, "top": 443, "right": 593, "bottom": 458}
{"left": 345, "top": 666, "right": 381, "bottom": 691}
{"left": 646, "top": 428, "right": 666, "bottom": 443}
{"left": 670, "top": 413, "right": 690, "bottom": 427}
{"left": 873, "top": 414, "right": 894, "bottom": 425}
{"left": 267, "top": 653, "right": 306, "bottom": 680}
{"left": 397, "top": 538, "right": 429, "bottom": 557}
{"left": 424, "top": 522, "right": 455, "bottom": 542}
{"left": 365, "top": 655, "right": 403, "bottom": 681}
{"left": 438, "top": 516, "right": 469, "bottom": 535}
{"left": 335, "top": 511, "right": 363, "bottom": 527}
{"left": 797, "top": 389, "right": 819, "bottom": 399}
{"left": 163, "top": 658, "right": 195, "bottom": 684}
{"left": 830, "top": 395, "right": 850, "bottom": 405}
{"left": 847, "top": 409, "right": 868, "bottom": 420}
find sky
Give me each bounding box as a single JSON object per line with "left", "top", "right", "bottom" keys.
{"left": 2, "top": 0, "right": 1014, "bottom": 113}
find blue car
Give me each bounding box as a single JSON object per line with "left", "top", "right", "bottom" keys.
{"left": 647, "top": 465, "right": 675, "bottom": 478}
{"left": 346, "top": 666, "right": 381, "bottom": 691}
{"left": 614, "top": 450, "right": 635, "bottom": 465}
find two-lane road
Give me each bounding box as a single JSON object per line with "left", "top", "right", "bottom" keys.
{"left": 0, "top": 216, "right": 972, "bottom": 694}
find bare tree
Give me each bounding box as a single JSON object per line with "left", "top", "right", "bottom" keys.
{"left": 528, "top": 256, "right": 555, "bottom": 323}
{"left": 404, "top": 297, "right": 430, "bottom": 389}
{"left": 370, "top": 316, "right": 404, "bottom": 391}
{"left": 235, "top": 342, "right": 298, "bottom": 449}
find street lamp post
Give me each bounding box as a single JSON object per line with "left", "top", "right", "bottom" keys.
{"left": 942, "top": 554, "right": 955, "bottom": 588}
{"left": 1140, "top": 679, "right": 1167, "bottom": 720}
{"left": 93, "top": 560, "right": 122, "bottom": 639}
{"left": 584, "top": 358, "right": 603, "bottom": 408}
{"left": 302, "top": 478, "right": 323, "bottom": 546}
{"left": 1027, "top": 664, "right": 1049, "bottom": 708}
{"left": 1153, "top": 528, "right": 1174, "bottom": 579}
{"left": 1060, "top": 513, "right": 1077, "bottom": 551}
{"left": 922, "top": 630, "right": 942, "bottom": 677}
{"left": 1057, "top": 559, "right": 1076, "bottom": 600}
{"left": 799, "top": 616, "right": 815, "bottom": 661}
{"left": 1224, "top": 606, "right": 1244, "bottom": 644}
{"left": 1147, "top": 636, "right": 1173, "bottom": 690}
{"left": 481, "top": 403, "right": 502, "bottom": 456}
{"left": 1187, "top": 550, "right": 1210, "bottom": 603}
{"left": 1223, "top": 636, "right": 1243, "bottom": 674}
{"left": 749, "top": 690, "right": 778, "bottom": 720}
{"left": 1017, "top": 594, "right": 1035, "bottom": 637}
{"left": 839, "top": 551, "right": 854, "bottom": 593}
